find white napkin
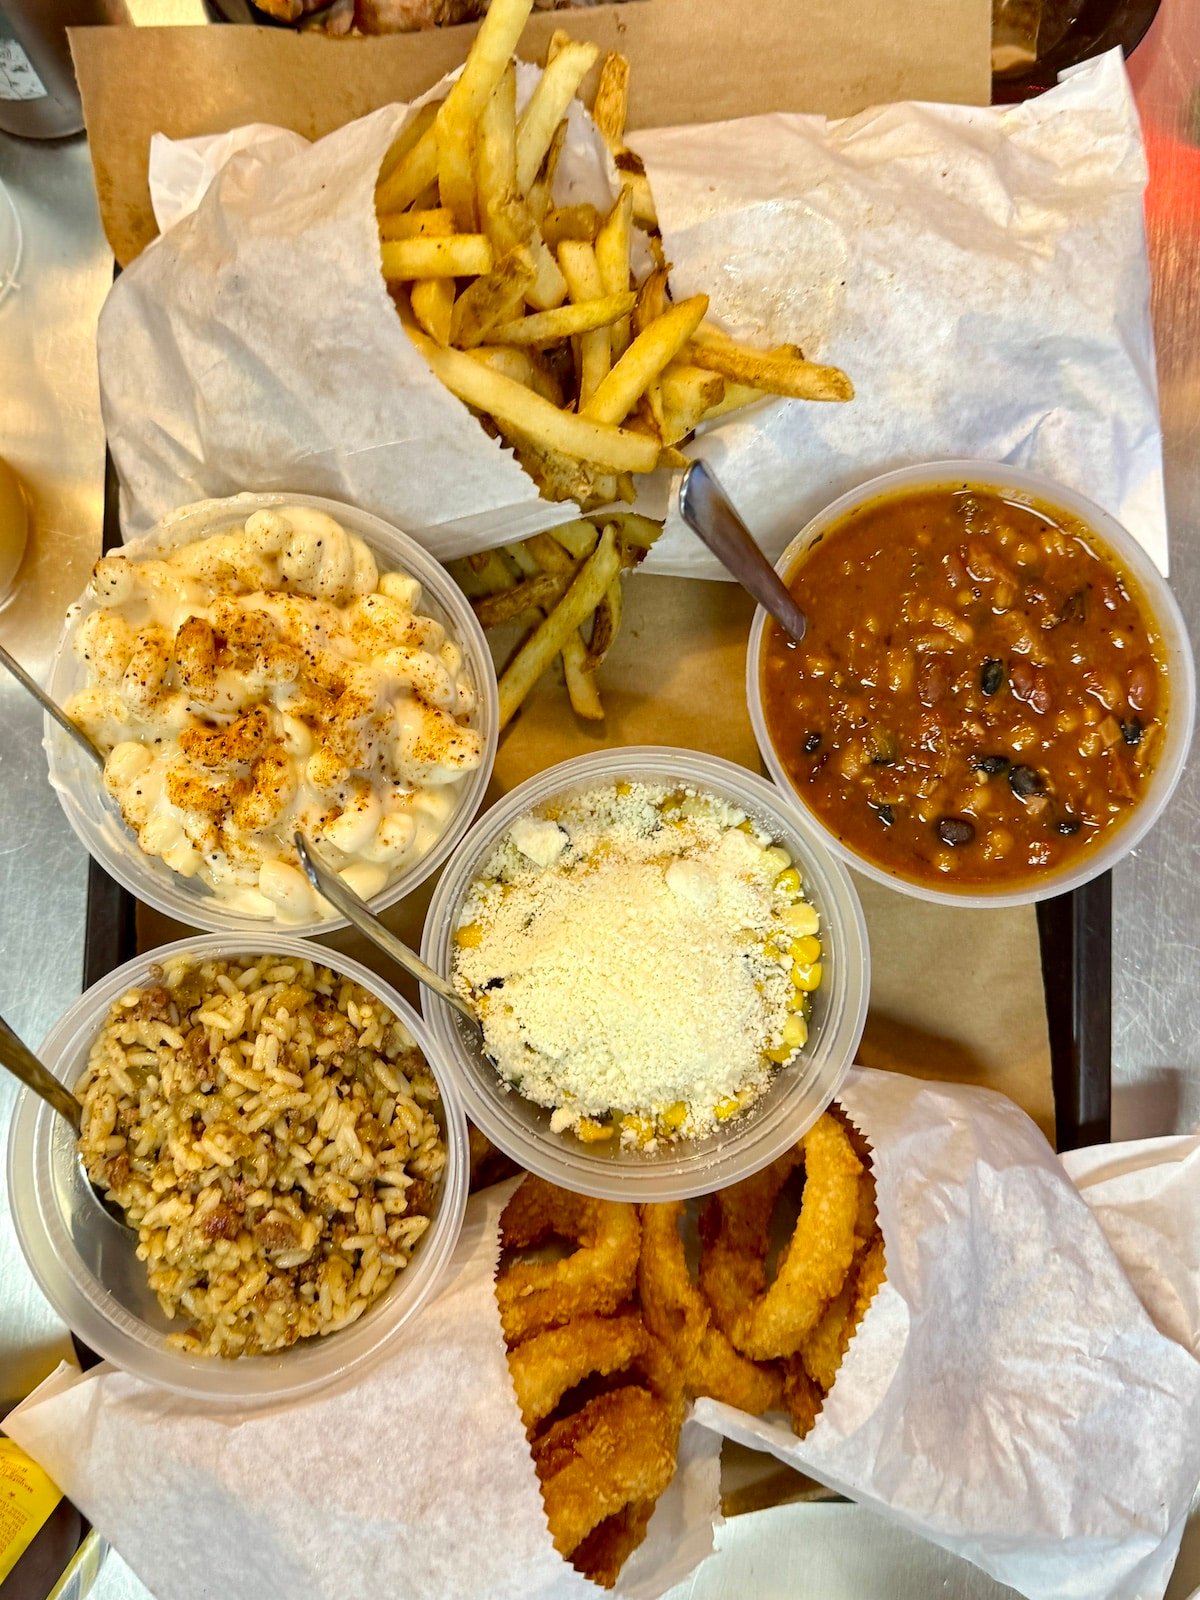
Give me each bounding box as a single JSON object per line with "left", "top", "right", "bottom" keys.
{"left": 101, "top": 51, "right": 1163, "bottom": 580}
{"left": 692, "top": 1068, "right": 1200, "bottom": 1600}
{"left": 641, "top": 48, "right": 1164, "bottom": 577}
{"left": 3, "top": 1180, "right": 722, "bottom": 1600}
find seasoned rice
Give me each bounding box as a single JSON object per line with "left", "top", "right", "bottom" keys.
{"left": 77, "top": 953, "right": 446, "bottom": 1358}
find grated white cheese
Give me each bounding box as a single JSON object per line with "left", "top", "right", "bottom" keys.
{"left": 452, "top": 781, "right": 823, "bottom": 1144}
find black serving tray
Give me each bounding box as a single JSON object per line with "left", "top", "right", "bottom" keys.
{"left": 81, "top": 452, "right": 1112, "bottom": 1153}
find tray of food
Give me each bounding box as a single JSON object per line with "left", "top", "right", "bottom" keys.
{"left": 4, "top": 0, "right": 1199, "bottom": 1596}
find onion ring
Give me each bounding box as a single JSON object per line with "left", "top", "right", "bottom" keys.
{"left": 699, "top": 1114, "right": 862, "bottom": 1360}
{"left": 497, "top": 1176, "right": 641, "bottom": 1342}
{"left": 507, "top": 1312, "right": 671, "bottom": 1431}
{"left": 533, "top": 1386, "right": 678, "bottom": 1558}
{"left": 639, "top": 1201, "right": 781, "bottom": 1415}
{"left": 568, "top": 1499, "right": 656, "bottom": 1589}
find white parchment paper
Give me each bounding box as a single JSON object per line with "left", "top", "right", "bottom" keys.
{"left": 692, "top": 1068, "right": 1200, "bottom": 1600}
{"left": 3, "top": 1180, "right": 722, "bottom": 1600}
{"left": 101, "top": 50, "right": 1164, "bottom": 578}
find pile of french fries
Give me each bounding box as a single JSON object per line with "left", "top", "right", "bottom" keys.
{"left": 375, "top": 0, "right": 853, "bottom": 725}
{"left": 449, "top": 511, "right": 659, "bottom": 727}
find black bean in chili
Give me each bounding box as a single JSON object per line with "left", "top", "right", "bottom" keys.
{"left": 936, "top": 816, "right": 976, "bottom": 847}
{"left": 980, "top": 659, "right": 1005, "bottom": 696}
{"left": 1009, "top": 765, "right": 1046, "bottom": 801}
{"left": 803, "top": 731, "right": 822, "bottom": 755}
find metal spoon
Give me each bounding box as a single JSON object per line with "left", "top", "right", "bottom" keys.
{"left": 0, "top": 1012, "right": 134, "bottom": 1231}
{"left": 293, "top": 832, "right": 482, "bottom": 1032}
{"left": 678, "top": 459, "right": 808, "bottom": 644}
{"left": 0, "top": 641, "right": 106, "bottom": 768}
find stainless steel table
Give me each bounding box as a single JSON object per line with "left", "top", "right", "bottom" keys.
{"left": 0, "top": 2, "right": 1197, "bottom": 1595}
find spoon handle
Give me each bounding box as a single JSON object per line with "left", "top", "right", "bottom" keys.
{"left": 679, "top": 460, "right": 808, "bottom": 644}
{"left": 0, "top": 642, "right": 106, "bottom": 768}
{"left": 293, "top": 834, "right": 478, "bottom": 1027}
{"left": 0, "top": 1012, "right": 82, "bottom": 1132}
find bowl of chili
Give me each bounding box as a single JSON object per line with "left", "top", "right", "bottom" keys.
{"left": 746, "top": 461, "right": 1194, "bottom": 907}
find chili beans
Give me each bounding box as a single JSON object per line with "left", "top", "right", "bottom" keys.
{"left": 761, "top": 484, "right": 1168, "bottom": 890}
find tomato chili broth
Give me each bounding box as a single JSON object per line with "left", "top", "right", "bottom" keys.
{"left": 747, "top": 464, "right": 1194, "bottom": 906}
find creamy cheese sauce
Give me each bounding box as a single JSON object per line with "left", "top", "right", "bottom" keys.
{"left": 67, "top": 506, "right": 483, "bottom": 922}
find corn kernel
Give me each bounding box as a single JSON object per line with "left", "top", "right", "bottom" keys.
{"left": 774, "top": 867, "right": 802, "bottom": 897}
{"left": 453, "top": 921, "right": 483, "bottom": 949}
{"left": 780, "top": 901, "right": 820, "bottom": 937}
{"left": 765, "top": 1045, "right": 793, "bottom": 1064}
{"left": 615, "top": 780, "right": 632, "bottom": 796}
{"left": 736, "top": 818, "right": 755, "bottom": 834}
{"left": 760, "top": 846, "right": 791, "bottom": 875}
{"left": 660, "top": 1101, "right": 688, "bottom": 1132}
{"left": 621, "top": 1113, "right": 654, "bottom": 1144}
{"left": 577, "top": 1118, "right": 615, "bottom": 1143}
{"left": 714, "top": 1097, "right": 741, "bottom": 1120}
{"left": 787, "top": 986, "right": 809, "bottom": 1012}
{"left": 789, "top": 935, "right": 822, "bottom": 966}
{"left": 791, "top": 961, "right": 823, "bottom": 993}
{"left": 782, "top": 1013, "right": 809, "bottom": 1048}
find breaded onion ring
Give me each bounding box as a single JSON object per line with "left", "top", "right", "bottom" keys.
{"left": 497, "top": 1177, "right": 641, "bottom": 1342}
{"left": 533, "top": 1386, "right": 678, "bottom": 1558}
{"left": 700, "top": 1115, "right": 862, "bottom": 1361}
{"left": 639, "top": 1201, "right": 781, "bottom": 1415}
{"left": 507, "top": 1313, "right": 647, "bottom": 1430}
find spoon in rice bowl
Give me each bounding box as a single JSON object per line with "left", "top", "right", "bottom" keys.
{"left": 0, "top": 1011, "right": 135, "bottom": 1230}
{"left": 293, "top": 832, "right": 482, "bottom": 1032}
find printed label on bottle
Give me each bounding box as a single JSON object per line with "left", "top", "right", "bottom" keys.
{"left": 0, "top": 37, "right": 46, "bottom": 102}
{"left": 0, "top": 1437, "right": 63, "bottom": 1583}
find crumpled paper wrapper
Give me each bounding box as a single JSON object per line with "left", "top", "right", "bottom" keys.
{"left": 9, "top": 1076, "right": 1200, "bottom": 1600}
{"left": 693, "top": 1067, "right": 1200, "bottom": 1600}
{"left": 2, "top": 1179, "right": 723, "bottom": 1600}
{"left": 100, "top": 49, "right": 1165, "bottom": 578}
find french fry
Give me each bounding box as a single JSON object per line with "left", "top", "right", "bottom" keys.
{"left": 701, "top": 378, "right": 767, "bottom": 420}
{"left": 557, "top": 240, "right": 610, "bottom": 408}
{"left": 375, "top": 99, "right": 440, "bottom": 199}
{"left": 592, "top": 52, "right": 630, "bottom": 149}
{"left": 562, "top": 629, "right": 604, "bottom": 719}
{"left": 441, "top": 0, "right": 534, "bottom": 125}
{"left": 594, "top": 189, "right": 633, "bottom": 358}
{"left": 605, "top": 510, "right": 664, "bottom": 556}
{"left": 376, "top": 134, "right": 441, "bottom": 216}
{"left": 411, "top": 278, "right": 455, "bottom": 346}
{"left": 545, "top": 27, "right": 572, "bottom": 63}
{"left": 548, "top": 519, "right": 601, "bottom": 559}
{"left": 525, "top": 531, "right": 577, "bottom": 574}
{"left": 585, "top": 577, "right": 622, "bottom": 671}
{"left": 465, "top": 547, "right": 520, "bottom": 595}
{"left": 410, "top": 329, "right": 662, "bottom": 474}
{"left": 526, "top": 119, "right": 566, "bottom": 223}
{"left": 476, "top": 63, "right": 518, "bottom": 206}
{"left": 378, "top": 208, "right": 454, "bottom": 242}
{"left": 503, "top": 541, "right": 542, "bottom": 578}
{"left": 437, "top": 103, "right": 479, "bottom": 232}
{"left": 488, "top": 292, "right": 635, "bottom": 347}
{"left": 540, "top": 204, "right": 601, "bottom": 248}
{"left": 380, "top": 235, "right": 493, "bottom": 280}
{"left": 515, "top": 39, "right": 598, "bottom": 193}
{"left": 632, "top": 266, "right": 669, "bottom": 336}
{"left": 474, "top": 570, "right": 572, "bottom": 628}
{"left": 469, "top": 345, "right": 566, "bottom": 408}
{"left": 498, "top": 525, "right": 620, "bottom": 726}
{"left": 616, "top": 471, "right": 638, "bottom": 501}
{"left": 450, "top": 247, "right": 536, "bottom": 347}
{"left": 661, "top": 363, "right": 725, "bottom": 423}
{"left": 582, "top": 294, "right": 708, "bottom": 425}
{"left": 657, "top": 444, "right": 691, "bottom": 469}
{"left": 688, "top": 336, "right": 854, "bottom": 402}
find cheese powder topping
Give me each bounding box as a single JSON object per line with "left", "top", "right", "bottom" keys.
{"left": 452, "top": 782, "right": 824, "bottom": 1146}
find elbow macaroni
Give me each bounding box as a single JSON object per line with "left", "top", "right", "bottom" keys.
{"left": 67, "top": 506, "right": 484, "bottom": 922}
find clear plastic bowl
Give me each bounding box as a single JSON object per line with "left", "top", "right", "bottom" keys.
{"left": 420, "top": 747, "right": 870, "bottom": 1202}
{"left": 7, "top": 934, "right": 469, "bottom": 1403}
{"left": 43, "top": 491, "right": 499, "bottom": 936}
{"left": 746, "top": 461, "right": 1196, "bottom": 909}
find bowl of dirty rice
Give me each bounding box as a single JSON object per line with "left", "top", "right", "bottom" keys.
{"left": 7, "top": 934, "right": 468, "bottom": 1401}
{"left": 421, "top": 747, "right": 869, "bottom": 1203}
